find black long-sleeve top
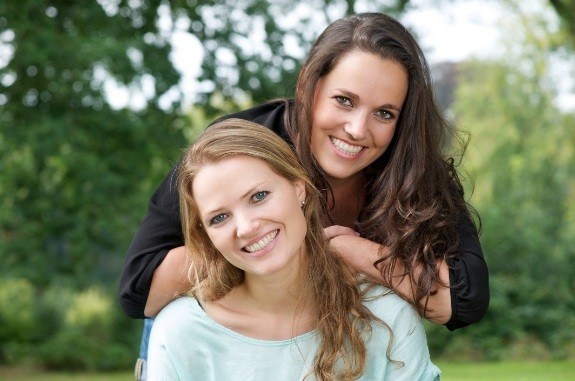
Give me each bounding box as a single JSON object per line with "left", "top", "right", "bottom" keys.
{"left": 118, "top": 101, "right": 489, "bottom": 331}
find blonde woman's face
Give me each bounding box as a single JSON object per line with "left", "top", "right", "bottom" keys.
{"left": 193, "top": 156, "right": 307, "bottom": 279}
{"left": 311, "top": 51, "right": 408, "bottom": 180}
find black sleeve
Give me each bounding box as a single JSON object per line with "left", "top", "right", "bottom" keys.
{"left": 118, "top": 166, "right": 183, "bottom": 318}
{"left": 444, "top": 213, "right": 490, "bottom": 331}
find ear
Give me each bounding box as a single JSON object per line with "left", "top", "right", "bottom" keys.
{"left": 294, "top": 180, "right": 306, "bottom": 204}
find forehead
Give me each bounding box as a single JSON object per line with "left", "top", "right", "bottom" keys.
{"left": 323, "top": 51, "right": 407, "bottom": 90}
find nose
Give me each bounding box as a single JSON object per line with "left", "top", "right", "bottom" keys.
{"left": 343, "top": 112, "right": 368, "bottom": 141}
{"left": 235, "top": 211, "right": 260, "bottom": 238}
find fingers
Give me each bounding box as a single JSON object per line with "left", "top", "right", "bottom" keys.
{"left": 324, "top": 225, "right": 360, "bottom": 240}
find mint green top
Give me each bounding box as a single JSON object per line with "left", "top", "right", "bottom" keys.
{"left": 147, "top": 286, "right": 440, "bottom": 380}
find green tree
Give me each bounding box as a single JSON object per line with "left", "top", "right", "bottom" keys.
{"left": 549, "top": 0, "right": 575, "bottom": 45}
{"left": 0, "top": 1, "right": 185, "bottom": 287}
{"left": 427, "top": 6, "right": 575, "bottom": 359}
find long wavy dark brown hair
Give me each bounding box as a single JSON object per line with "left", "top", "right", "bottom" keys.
{"left": 178, "top": 119, "right": 391, "bottom": 380}
{"left": 284, "top": 12, "right": 479, "bottom": 318}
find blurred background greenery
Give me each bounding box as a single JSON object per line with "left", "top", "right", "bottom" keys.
{"left": 1, "top": 0, "right": 574, "bottom": 373}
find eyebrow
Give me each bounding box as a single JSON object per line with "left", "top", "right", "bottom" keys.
{"left": 336, "top": 88, "right": 402, "bottom": 112}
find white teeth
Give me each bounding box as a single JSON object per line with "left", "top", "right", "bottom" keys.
{"left": 331, "top": 137, "right": 363, "bottom": 155}
{"left": 244, "top": 230, "right": 278, "bottom": 253}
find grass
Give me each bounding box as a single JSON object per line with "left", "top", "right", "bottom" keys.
{"left": 0, "top": 366, "right": 133, "bottom": 381}
{"left": 437, "top": 361, "right": 575, "bottom": 381}
{"left": 1, "top": 361, "right": 574, "bottom": 380}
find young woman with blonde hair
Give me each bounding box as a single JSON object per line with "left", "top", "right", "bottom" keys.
{"left": 146, "top": 119, "right": 440, "bottom": 380}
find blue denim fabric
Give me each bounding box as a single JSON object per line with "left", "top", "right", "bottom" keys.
{"left": 139, "top": 318, "right": 155, "bottom": 360}
{"left": 135, "top": 318, "right": 154, "bottom": 381}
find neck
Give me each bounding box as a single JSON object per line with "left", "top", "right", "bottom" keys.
{"left": 325, "top": 172, "right": 366, "bottom": 228}
{"left": 203, "top": 251, "right": 315, "bottom": 340}
{"left": 240, "top": 257, "right": 310, "bottom": 314}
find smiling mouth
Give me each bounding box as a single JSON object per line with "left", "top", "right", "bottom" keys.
{"left": 243, "top": 230, "right": 278, "bottom": 253}
{"left": 330, "top": 136, "right": 364, "bottom": 156}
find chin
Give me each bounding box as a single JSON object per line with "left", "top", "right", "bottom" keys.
{"left": 323, "top": 167, "right": 357, "bottom": 180}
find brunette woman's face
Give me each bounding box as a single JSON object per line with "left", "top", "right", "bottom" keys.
{"left": 311, "top": 51, "right": 408, "bottom": 180}
{"left": 193, "top": 156, "right": 307, "bottom": 279}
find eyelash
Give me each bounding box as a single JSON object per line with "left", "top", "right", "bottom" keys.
{"left": 333, "top": 96, "right": 395, "bottom": 120}
{"left": 207, "top": 190, "right": 270, "bottom": 226}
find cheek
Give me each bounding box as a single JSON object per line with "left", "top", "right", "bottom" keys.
{"left": 311, "top": 99, "right": 333, "bottom": 131}
{"left": 310, "top": 106, "right": 336, "bottom": 153}
{"left": 373, "top": 125, "right": 397, "bottom": 148}
{"left": 207, "top": 231, "right": 228, "bottom": 254}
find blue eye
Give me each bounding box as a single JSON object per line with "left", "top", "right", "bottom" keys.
{"left": 252, "top": 191, "right": 269, "bottom": 202}
{"left": 209, "top": 213, "right": 227, "bottom": 226}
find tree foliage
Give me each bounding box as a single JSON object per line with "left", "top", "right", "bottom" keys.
{"left": 424, "top": 7, "right": 575, "bottom": 359}
{"left": 549, "top": 0, "right": 575, "bottom": 46}
{"left": 451, "top": 59, "right": 575, "bottom": 359}
{"left": 0, "top": 1, "right": 186, "bottom": 287}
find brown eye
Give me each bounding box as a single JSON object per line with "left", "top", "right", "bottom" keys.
{"left": 334, "top": 96, "right": 352, "bottom": 107}
{"left": 375, "top": 109, "right": 394, "bottom": 120}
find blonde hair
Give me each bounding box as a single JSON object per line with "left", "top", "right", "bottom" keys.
{"left": 178, "top": 118, "right": 386, "bottom": 380}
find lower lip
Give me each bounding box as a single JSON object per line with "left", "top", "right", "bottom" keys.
{"left": 244, "top": 230, "right": 279, "bottom": 258}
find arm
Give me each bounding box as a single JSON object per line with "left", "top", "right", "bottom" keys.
{"left": 145, "top": 246, "right": 191, "bottom": 317}
{"left": 444, "top": 214, "right": 489, "bottom": 330}
{"left": 118, "top": 166, "right": 186, "bottom": 318}
{"left": 326, "top": 211, "right": 490, "bottom": 329}
{"left": 327, "top": 229, "right": 451, "bottom": 324}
